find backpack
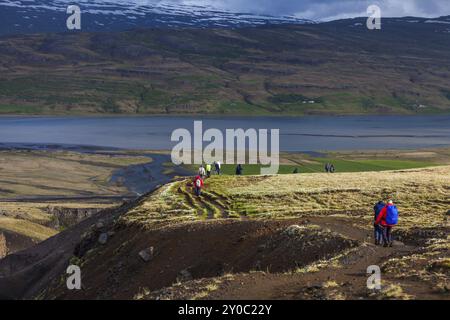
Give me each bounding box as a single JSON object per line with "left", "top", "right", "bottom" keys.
{"left": 385, "top": 205, "right": 399, "bottom": 225}
{"left": 195, "top": 179, "right": 202, "bottom": 187}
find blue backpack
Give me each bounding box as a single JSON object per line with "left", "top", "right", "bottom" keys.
{"left": 385, "top": 205, "right": 399, "bottom": 225}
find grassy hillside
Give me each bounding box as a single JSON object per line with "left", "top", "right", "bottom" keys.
{"left": 0, "top": 148, "right": 445, "bottom": 256}
{"left": 0, "top": 150, "right": 448, "bottom": 299}
{"left": 0, "top": 217, "right": 57, "bottom": 242}
{"left": 124, "top": 166, "right": 450, "bottom": 228}
{"left": 16, "top": 165, "right": 446, "bottom": 300}
{"left": 0, "top": 17, "right": 450, "bottom": 115}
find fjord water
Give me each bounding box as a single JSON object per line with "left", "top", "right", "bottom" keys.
{"left": 0, "top": 115, "right": 449, "bottom": 151}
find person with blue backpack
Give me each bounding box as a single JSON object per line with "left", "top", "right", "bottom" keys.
{"left": 373, "top": 201, "right": 386, "bottom": 245}
{"left": 375, "top": 200, "right": 399, "bottom": 247}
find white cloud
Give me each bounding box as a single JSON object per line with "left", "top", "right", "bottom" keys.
{"left": 87, "top": 0, "right": 450, "bottom": 20}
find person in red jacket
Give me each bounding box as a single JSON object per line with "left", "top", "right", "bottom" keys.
{"left": 193, "top": 175, "right": 204, "bottom": 196}
{"left": 375, "top": 200, "right": 396, "bottom": 247}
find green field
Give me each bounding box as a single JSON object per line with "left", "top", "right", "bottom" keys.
{"left": 185, "top": 158, "right": 436, "bottom": 176}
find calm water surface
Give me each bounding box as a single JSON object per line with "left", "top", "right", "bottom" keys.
{"left": 0, "top": 115, "right": 449, "bottom": 151}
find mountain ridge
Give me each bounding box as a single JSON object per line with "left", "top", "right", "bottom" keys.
{"left": 0, "top": 0, "right": 315, "bottom": 36}
{"left": 0, "top": 15, "right": 449, "bottom": 115}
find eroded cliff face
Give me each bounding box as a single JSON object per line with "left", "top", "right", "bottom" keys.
{"left": 0, "top": 201, "right": 133, "bottom": 299}
{"left": 0, "top": 230, "right": 38, "bottom": 259}
{"left": 0, "top": 205, "right": 111, "bottom": 258}
{"left": 45, "top": 206, "right": 106, "bottom": 230}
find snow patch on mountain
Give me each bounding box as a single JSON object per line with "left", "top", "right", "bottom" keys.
{"left": 425, "top": 19, "right": 450, "bottom": 24}
{"left": 0, "top": 0, "right": 314, "bottom": 25}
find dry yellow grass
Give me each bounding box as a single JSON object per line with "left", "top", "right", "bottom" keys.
{"left": 0, "top": 202, "right": 115, "bottom": 225}
{"left": 0, "top": 217, "right": 57, "bottom": 241}
{"left": 0, "top": 202, "right": 53, "bottom": 225}
{"left": 380, "top": 235, "right": 450, "bottom": 292}
{"left": 204, "top": 166, "right": 449, "bottom": 228}
{"left": 123, "top": 166, "right": 450, "bottom": 230}
{"left": 121, "top": 181, "right": 198, "bottom": 227}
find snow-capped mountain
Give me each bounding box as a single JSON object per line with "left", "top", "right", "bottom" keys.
{"left": 0, "top": 0, "right": 315, "bottom": 36}
{"left": 336, "top": 15, "right": 450, "bottom": 34}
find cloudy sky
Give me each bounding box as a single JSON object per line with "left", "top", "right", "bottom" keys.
{"left": 132, "top": 0, "right": 450, "bottom": 21}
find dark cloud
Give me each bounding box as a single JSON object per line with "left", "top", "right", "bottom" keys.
{"left": 135, "top": 0, "right": 450, "bottom": 20}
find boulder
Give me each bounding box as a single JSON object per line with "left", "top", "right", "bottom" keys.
{"left": 284, "top": 225, "right": 304, "bottom": 237}
{"left": 139, "top": 247, "right": 154, "bottom": 262}
{"left": 98, "top": 233, "right": 108, "bottom": 245}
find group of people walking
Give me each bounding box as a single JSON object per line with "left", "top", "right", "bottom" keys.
{"left": 193, "top": 161, "right": 246, "bottom": 196}
{"left": 325, "top": 163, "right": 335, "bottom": 173}
{"left": 198, "top": 161, "right": 221, "bottom": 177}
{"left": 193, "top": 161, "right": 222, "bottom": 196}
{"left": 373, "top": 199, "right": 399, "bottom": 247}
{"left": 192, "top": 160, "right": 399, "bottom": 248}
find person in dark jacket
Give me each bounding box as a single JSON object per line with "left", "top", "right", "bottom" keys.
{"left": 214, "top": 161, "right": 221, "bottom": 175}
{"left": 236, "top": 164, "right": 243, "bottom": 175}
{"left": 373, "top": 201, "right": 386, "bottom": 245}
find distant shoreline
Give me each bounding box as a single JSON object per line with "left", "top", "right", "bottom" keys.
{"left": 1, "top": 112, "right": 450, "bottom": 118}
{"left": 1, "top": 142, "right": 450, "bottom": 155}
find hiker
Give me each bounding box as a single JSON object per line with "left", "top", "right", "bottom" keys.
{"left": 198, "top": 165, "right": 206, "bottom": 178}
{"left": 329, "top": 164, "right": 335, "bottom": 173}
{"left": 375, "top": 200, "right": 399, "bottom": 247}
{"left": 325, "top": 163, "right": 331, "bottom": 173}
{"left": 214, "top": 161, "right": 221, "bottom": 175}
{"left": 236, "top": 164, "right": 243, "bottom": 175}
{"left": 293, "top": 167, "right": 299, "bottom": 174}
{"left": 206, "top": 163, "right": 212, "bottom": 178}
{"left": 193, "top": 175, "right": 204, "bottom": 196}
{"left": 373, "top": 201, "right": 386, "bottom": 245}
